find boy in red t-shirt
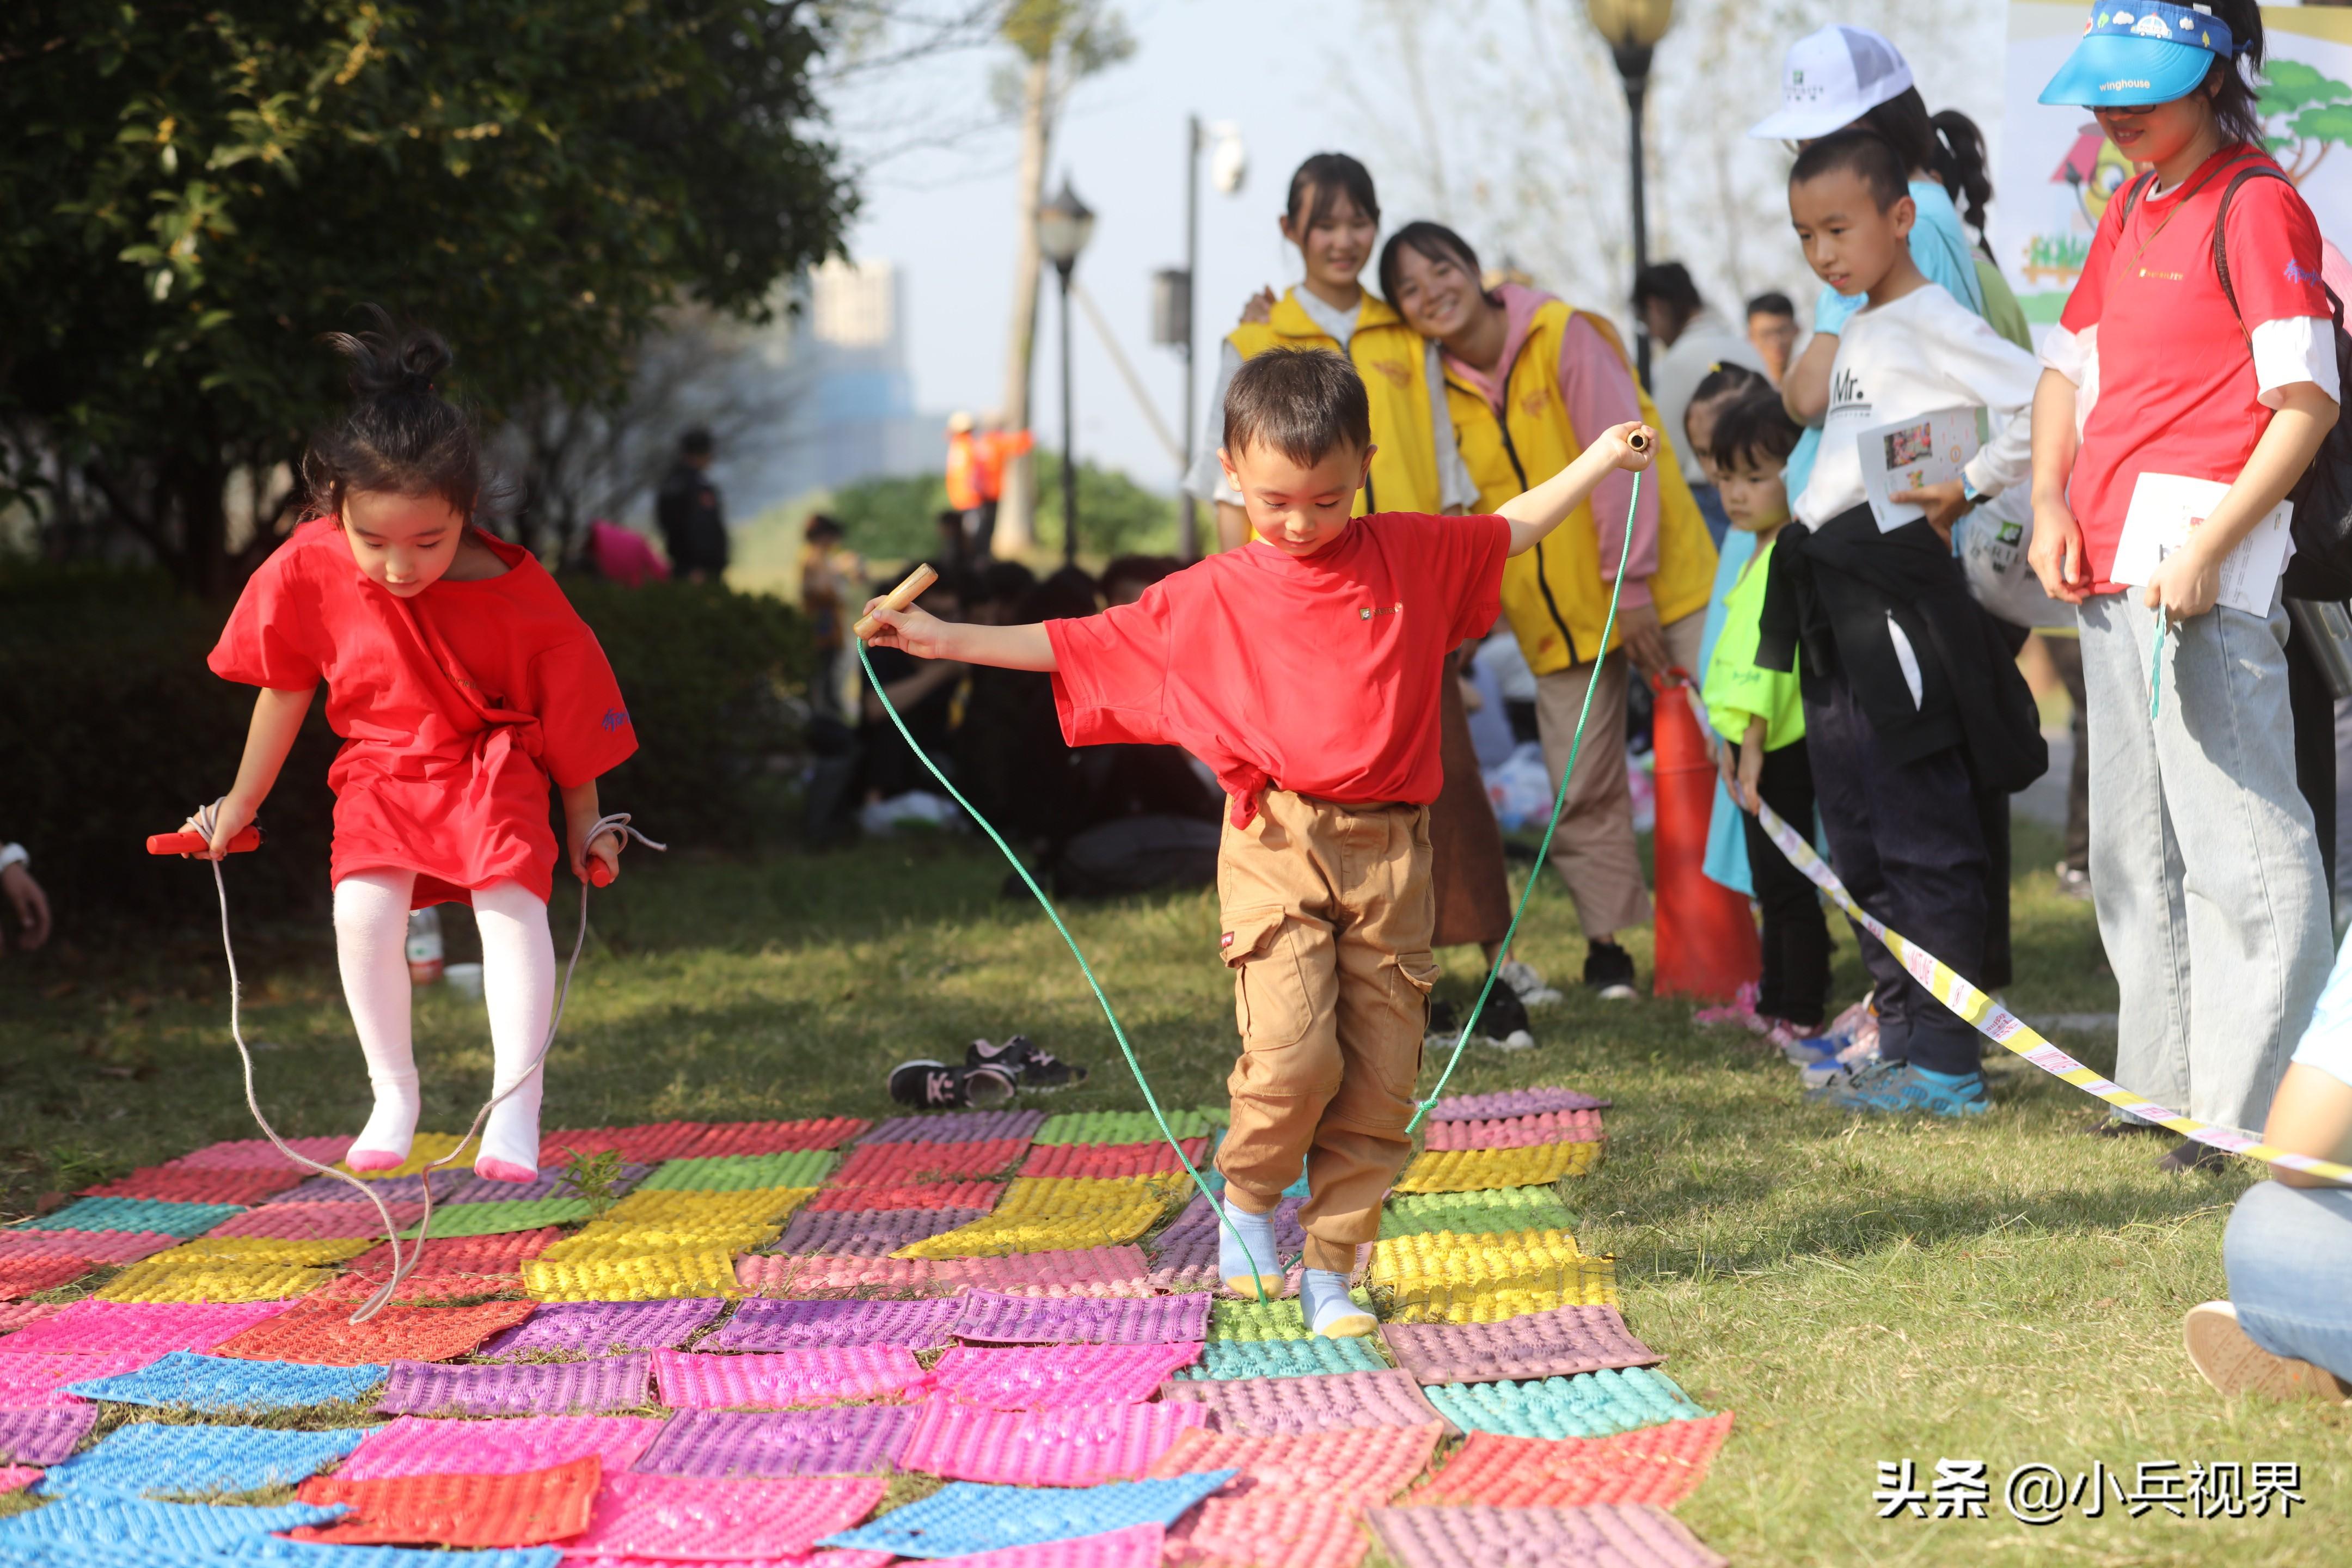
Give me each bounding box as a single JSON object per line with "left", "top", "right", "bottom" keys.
{"left": 862, "top": 348, "right": 1652, "bottom": 1337}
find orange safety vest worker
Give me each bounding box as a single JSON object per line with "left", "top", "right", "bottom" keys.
{"left": 947, "top": 428, "right": 1034, "bottom": 512}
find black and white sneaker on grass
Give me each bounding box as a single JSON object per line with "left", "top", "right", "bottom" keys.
{"left": 1497, "top": 959, "right": 1564, "bottom": 1008}
{"left": 889, "top": 1059, "right": 1016, "bottom": 1110}
{"left": 1425, "top": 991, "right": 1536, "bottom": 1052}
{"left": 966, "top": 1034, "right": 1089, "bottom": 1091}
{"left": 1583, "top": 940, "right": 1638, "bottom": 1001}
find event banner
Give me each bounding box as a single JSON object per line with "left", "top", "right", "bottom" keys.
{"left": 1993, "top": 3, "right": 2352, "bottom": 340}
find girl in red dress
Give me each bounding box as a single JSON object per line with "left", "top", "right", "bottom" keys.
{"left": 193, "top": 314, "right": 639, "bottom": 1183}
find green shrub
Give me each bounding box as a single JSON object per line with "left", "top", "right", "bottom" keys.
{"left": 0, "top": 564, "right": 809, "bottom": 933}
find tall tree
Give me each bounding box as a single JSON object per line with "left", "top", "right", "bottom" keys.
{"left": 0, "top": 1, "right": 855, "bottom": 597}
{"left": 989, "top": 0, "right": 1130, "bottom": 553}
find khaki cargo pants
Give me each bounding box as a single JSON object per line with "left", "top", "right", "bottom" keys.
{"left": 1214, "top": 788, "right": 1437, "bottom": 1272}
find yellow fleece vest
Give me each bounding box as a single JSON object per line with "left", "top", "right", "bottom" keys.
{"left": 1445, "top": 301, "right": 1718, "bottom": 675}
{"left": 1227, "top": 290, "right": 1442, "bottom": 515}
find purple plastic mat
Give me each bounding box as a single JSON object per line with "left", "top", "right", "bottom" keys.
{"left": 925, "top": 1344, "right": 1202, "bottom": 1410}
{"left": 377, "top": 1354, "right": 652, "bottom": 1416}
{"left": 709, "top": 1297, "right": 967, "bottom": 1351}
{"left": 633, "top": 1406, "right": 917, "bottom": 1479}
{"left": 482, "top": 1298, "right": 727, "bottom": 1357}
{"left": 1153, "top": 1193, "right": 1306, "bottom": 1255}
{"left": 952, "top": 1290, "right": 1211, "bottom": 1346}
{"left": 1160, "top": 1369, "right": 1456, "bottom": 1437}
{"left": 1380, "top": 1306, "right": 1661, "bottom": 1385}
{"left": 775, "top": 1208, "right": 988, "bottom": 1257}
{"left": 1423, "top": 1088, "right": 1610, "bottom": 1122}
{"left": 859, "top": 1111, "right": 1048, "bottom": 1145}
{"left": 0, "top": 1405, "right": 97, "bottom": 1466}
{"left": 276, "top": 1170, "right": 468, "bottom": 1203}
{"left": 1367, "top": 1504, "right": 1726, "bottom": 1568}
{"left": 444, "top": 1164, "right": 650, "bottom": 1206}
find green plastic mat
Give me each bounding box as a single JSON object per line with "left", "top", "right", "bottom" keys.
{"left": 1175, "top": 1337, "right": 1391, "bottom": 1379}
{"left": 634, "top": 1151, "right": 840, "bottom": 1192}
{"left": 1031, "top": 1110, "right": 1219, "bottom": 1146}
{"left": 1209, "top": 1289, "right": 1379, "bottom": 1343}
{"left": 1379, "top": 1187, "right": 1577, "bottom": 1240}
{"left": 400, "top": 1198, "right": 595, "bottom": 1239}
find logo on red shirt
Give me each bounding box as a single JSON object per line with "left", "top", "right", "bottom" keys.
{"left": 2286, "top": 259, "right": 2322, "bottom": 286}
{"left": 601, "top": 707, "right": 632, "bottom": 732}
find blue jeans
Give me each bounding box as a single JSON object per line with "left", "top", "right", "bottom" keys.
{"left": 2224, "top": 1179, "right": 2352, "bottom": 1382}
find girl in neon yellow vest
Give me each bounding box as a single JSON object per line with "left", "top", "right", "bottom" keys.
{"left": 1181, "top": 154, "right": 1473, "bottom": 549}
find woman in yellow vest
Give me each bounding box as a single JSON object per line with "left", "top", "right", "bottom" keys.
{"left": 1383, "top": 221, "right": 1718, "bottom": 1000}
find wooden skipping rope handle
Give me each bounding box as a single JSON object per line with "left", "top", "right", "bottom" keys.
{"left": 1627, "top": 429, "right": 1651, "bottom": 454}
{"left": 852, "top": 563, "right": 938, "bottom": 641}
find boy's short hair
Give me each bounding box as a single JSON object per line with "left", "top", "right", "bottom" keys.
{"left": 1709, "top": 388, "right": 1805, "bottom": 471}
{"left": 1745, "top": 291, "right": 1796, "bottom": 320}
{"left": 1631, "top": 262, "right": 1702, "bottom": 318}
{"left": 1790, "top": 129, "right": 1908, "bottom": 213}
{"left": 1222, "top": 348, "right": 1371, "bottom": 468}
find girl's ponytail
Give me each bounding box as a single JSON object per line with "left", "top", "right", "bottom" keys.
{"left": 1929, "top": 109, "right": 1994, "bottom": 240}
{"left": 304, "top": 307, "right": 482, "bottom": 522}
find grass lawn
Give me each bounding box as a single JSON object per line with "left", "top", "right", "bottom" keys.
{"left": 1, "top": 818, "right": 2344, "bottom": 1565}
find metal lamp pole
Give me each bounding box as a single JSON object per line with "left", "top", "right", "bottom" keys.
{"left": 1037, "top": 178, "right": 1095, "bottom": 567}
{"left": 1585, "top": 0, "right": 1677, "bottom": 388}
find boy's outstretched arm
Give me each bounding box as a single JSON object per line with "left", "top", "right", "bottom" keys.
{"left": 859, "top": 601, "right": 1058, "bottom": 671}
{"left": 1497, "top": 421, "right": 1656, "bottom": 556}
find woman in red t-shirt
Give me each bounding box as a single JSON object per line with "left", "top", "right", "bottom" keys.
{"left": 2029, "top": 0, "right": 2340, "bottom": 1165}
{"left": 192, "top": 314, "right": 639, "bottom": 1183}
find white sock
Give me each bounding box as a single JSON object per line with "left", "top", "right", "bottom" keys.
{"left": 334, "top": 870, "right": 420, "bottom": 1167}
{"left": 473, "top": 879, "right": 555, "bottom": 1179}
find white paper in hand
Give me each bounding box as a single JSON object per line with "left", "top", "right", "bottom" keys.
{"left": 1856, "top": 407, "right": 1983, "bottom": 531}
{"left": 2110, "top": 473, "right": 2294, "bottom": 616}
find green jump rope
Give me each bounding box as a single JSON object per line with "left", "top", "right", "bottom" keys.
{"left": 856, "top": 472, "right": 1643, "bottom": 1302}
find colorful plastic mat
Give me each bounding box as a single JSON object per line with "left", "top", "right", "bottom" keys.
{"left": 679, "top": 1117, "right": 873, "bottom": 1156}
{"left": 1380, "top": 1304, "right": 1658, "bottom": 1385}
{"left": 203, "top": 1202, "right": 425, "bottom": 1241}
{"left": 778, "top": 1208, "right": 989, "bottom": 1258}
{"left": 1032, "top": 1110, "right": 1216, "bottom": 1146}
{"left": 1159, "top": 1369, "right": 1455, "bottom": 1437}
{"left": 600, "top": 1188, "right": 817, "bottom": 1228}
{"left": 0, "top": 1498, "right": 345, "bottom": 1552}
{"left": 830, "top": 1140, "right": 1031, "bottom": 1186}
{"left": 0, "top": 1300, "right": 288, "bottom": 1356}
{"left": 1210, "top": 1293, "right": 1375, "bottom": 1343}
{"left": 339, "top": 1414, "right": 662, "bottom": 1481}
{"left": 346, "top": 1229, "right": 558, "bottom": 1276}
{"left": 519, "top": 1248, "right": 742, "bottom": 1302}
{"left": 535, "top": 1220, "right": 783, "bottom": 1263}
{"left": 0, "top": 1256, "right": 94, "bottom": 1298}
{"left": 1393, "top": 1146, "right": 1601, "bottom": 1194}
{"left": 377, "top": 1355, "right": 652, "bottom": 1417}
{"left": 0, "top": 1350, "right": 161, "bottom": 1405}
{"left": 82, "top": 1168, "right": 302, "bottom": 1206}
{"left": 0, "top": 1301, "right": 61, "bottom": 1337}
{"left": 1420, "top": 1111, "right": 1605, "bottom": 1152}
{"left": 146, "top": 1235, "right": 377, "bottom": 1266}
{"left": 1383, "top": 1259, "right": 1620, "bottom": 1325}
{"left": 1168, "top": 1494, "right": 1369, "bottom": 1568}
{"left": 542, "top": 1123, "right": 715, "bottom": 1166}
{"left": 1370, "top": 1229, "right": 1585, "bottom": 1295}
{"left": 0, "top": 1229, "right": 181, "bottom": 1264}
{"left": 650, "top": 1346, "right": 928, "bottom": 1408}
{"left": 1419, "top": 1370, "right": 1711, "bottom": 1441}
{"left": 1016, "top": 1141, "right": 1207, "bottom": 1180}
{"left": 871, "top": 1523, "right": 1165, "bottom": 1568}
{"left": 37, "top": 1420, "right": 367, "bottom": 1499}
{"left": 0, "top": 1405, "right": 97, "bottom": 1466}
{"left": 859, "top": 1111, "right": 1047, "bottom": 1146}
{"left": 1366, "top": 1503, "right": 1725, "bottom": 1568}
{"left": 803, "top": 1181, "right": 1004, "bottom": 1214}
{"left": 443, "top": 1165, "right": 650, "bottom": 1206}
{"left": 232, "top": 1547, "right": 561, "bottom": 1568}
{"left": 33, "top": 1198, "right": 247, "bottom": 1237}
{"left": 897, "top": 1400, "right": 1210, "bottom": 1487}
{"left": 95, "top": 1259, "right": 333, "bottom": 1305}
{"left": 632, "top": 1405, "right": 918, "bottom": 1479}
{"left": 212, "top": 1301, "right": 535, "bottom": 1366}
{"left": 636, "top": 1152, "right": 840, "bottom": 1192}
{"left": 406, "top": 1200, "right": 596, "bottom": 1239}
{"left": 1178, "top": 1338, "right": 1391, "bottom": 1381}
{"left": 61, "top": 1350, "right": 387, "bottom": 1411}
{"left": 817, "top": 1472, "right": 1235, "bottom": 1559}
{"left": 476, "top": 1296, "right": 719, "bottom": 1356}
{"left": 292, "top": 1455, "right": 600, "bottom": 1547}
{"left": 924, "top": 1344, "right": 1201, "bottom": 1410}
{"left": 562, "top": 1472, "right": 885, "bottom": 1560}
{"left": 897, "top": 1178, "right": 1178, "bottom": 1259}
{"left": 951, "top": 1290, "right": 1209, "bottom": 1346}
{"left": 1422, "top": 1089, "right": 1609, "bottom": 1121}
{"left": 710, "top": 1297, "right": 967, "bottom": 1351}
{"left": 1379, "top": 1190, "right": 1575, "bottom": 1240}
{"left": 1146, "top": 1424, "right": 1440, "bottom": 1506}
{"left": 167, "top": 1136, "right": 356, "bottom": 1171}
{"left": 0, "top": 1465, "right": 34, "bottom": 1497}
{"left": 1406, "top": 1414, "right": 1735, "bottom": 1510}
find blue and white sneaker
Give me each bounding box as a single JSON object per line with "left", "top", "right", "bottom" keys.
{"left": 1808, "top": 1061, "right": 1988, "bottom": 1118}
{"left": 1780, "top": 1031, "right": 1843, "bottom": 1070}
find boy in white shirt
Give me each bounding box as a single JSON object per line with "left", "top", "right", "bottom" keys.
{"left": 1756, "top": 129, "right": 2049, "bottom": 1118}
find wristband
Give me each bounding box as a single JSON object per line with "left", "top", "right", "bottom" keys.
{"left": 0, "top": 844, "right": 25, "bottom": 873}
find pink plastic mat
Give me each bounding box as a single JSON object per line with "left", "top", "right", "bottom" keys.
{"left": 204, "top": 1200, "right": 426, "bottom": 1240}
{"left": 939, "top": 1248, "right": 1151, "bottom": 1300}
{"left": 1422, "top": 1088, "right": 1609, "bottom": 1120}
{"left": 1380, "top": 1306, "right": 1659, "bottom": 1386}
{"left": 0, "top": 1303, "right": 63, "bottom": 1337}
{"left": 0, "top": 1300, "right": 286, "bottom": 1356}
{"left": 1147, "top": 1425, "right": 1442, "bottom": 1508}
{"left": 1365, "top": 1504, "right": 1726, "bottom": 1568}
{"left": 951, "top": 1290, "right": 1209, "bottom": 1346}
{"left": 0, "top": 1230, "right": 181, "bottom": 1264}
{"left": 561, "top": 1472, "right": 887, "bottom": 1560}
{"left": 167, "top": 1135, "right": 357, "bottom": 1171}
{"left": 0, "top": 1351, "right": 160, "bottom": 1405}
{"left": 829, "top": 1140, "right": 1030, "bottom": 1186}
{"left": 1420, "top": 1111, "right": 1606, "bottom": 1152}
{"left": 340, "top": 1415, "right": 664, "bottom": 1480}
{"left": 1160, "top": 1370, "right": 1456, "bottom": 1437}
{"left": 1167, "top": 1495, "right": 1369, "bottom": 1568}
{"left": 890, "top": 1522, "right": 1165, "bottom": 1568}
{"left": 736, "top": 1254, "right": 954, "bottom": 1298}
{"left": 650, "top": 1346, "right": 929, "bottom": 1409}
{"left": 0, "top": 1465, "right": 35, "bottom": 1496}
{"left": 924, "top": 1344, "right": 1202, "bottom": 1410}
{"left": 897, "top": 1399, "right": 1212, "bottom": 1487}
{"left": 1016, "top": 1141, "right": 1208, "bottom": 1180}
{"left": 682, "top": 1118, "right": 874, "bottom": 1156}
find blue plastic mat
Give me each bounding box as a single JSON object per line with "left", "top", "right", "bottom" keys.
{"left": 1417, "top": 1368, "right": 1711, "bottom": 1440}
{"left": 234, "top": 1544, "right": 563, "bottom": 1568}
{"left": 818, "top": 1471, "right": 1236, "bottom": 1558}
{"left": 29, "top": 1198, "right": 244, "bottom": 1236}
{"left": 64, "top": 1350, "right": 387, "bottom": 1411}
{"left": 0, "top": 1498, "right": 346, "bottom": 1552}
{"left": 1175, "top": 1338, "right": 1390, "bottom": 1380}
{"left": 0, "top": 1545, "right": 230, "bottom": 1568}
{"left": 36, "top": 1420, "right": 369, "bottom": 1499}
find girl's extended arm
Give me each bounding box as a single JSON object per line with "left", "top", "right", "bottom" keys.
{"left": 857, "top": 605, "right": 1058, "bottom": 671}
{"left": 2145, "top": 382, "right": 2339, "bottom": 620}
{"left": 1497, "top": 421, "right": 1656, "bottom": 556}
{"left": 560, "top": 780, "right": 624, "bottom": 884}
{"left": 194, "top": 686, "right": 316, "bottom": 858}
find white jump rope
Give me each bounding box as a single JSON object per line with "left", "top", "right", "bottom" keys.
{"left": 187, "top": 800, "right": 663, "bottom": 1322}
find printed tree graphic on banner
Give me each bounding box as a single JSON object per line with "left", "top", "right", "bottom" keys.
{"left": 2261, "top": 59, "right": 2352, "bottom": 181}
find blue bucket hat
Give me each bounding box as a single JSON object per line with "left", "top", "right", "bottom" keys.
{"left": 2041, "top": 3, "right": 2235, "bottom": 107}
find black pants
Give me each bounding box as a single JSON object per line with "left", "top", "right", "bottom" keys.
{"left": 1803, "top": 671, "right": 1988, "bottom": 1077}
{"left": 1736, "top": 739, "right": 1829, "bottom": 1030}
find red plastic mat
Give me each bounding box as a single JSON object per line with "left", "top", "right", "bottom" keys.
{"left": 0, "top": 1257, "right": 91, "bottom": 1300}
{"left": 682, "top": 1119, "right": 873, "bottom": 1156}
{"left": 0, "top": 1230, "right": 182, "bottom": 1265}
{"left": 541, "top": 1123, "right": 714, "bottom": 1166}
{"left": 167, "top": 1135, "right": 356, "bottom": 1172}
{"left": 1167, "top": 1495, "right": 1369, "bottom": 1568}
{"left": 292, "top": 1454, "right": 601, "bottom": 1546}
{"left": 82, "top": 1167, "right": 301, "bottom": 1205}
{"left": 829, "top": 1140, "right": 1029, "bottom": 1186}
{"left": 1146, "top": 1424, "right": 1441, "bottom": 1508}
{"left": 1366, "top": 1503, "right": 1726, "bottom": 1568}
{"left": 898, "top": 1399, "right": 1212, "bottom": 1486}
{"left": 1016, "top": 1140, "right": 1209, "bottom": 1180}
{"left": 204, "top": 1202, "right": 426, "bottom": 1241}
{"left": 1406, "top": 1414, "right": 1734, "bottom": 1510}
{"left": 346, "top": 1229, "right": 560, "bottom": 1277}
{"left": 212, "top": 1300, "right": 535, "bottom": 1365}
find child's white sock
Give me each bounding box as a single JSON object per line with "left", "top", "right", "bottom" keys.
{"left": 334, "top": 870, "right": 421, "bottom": 1171}
{"left": 1301, "top": 1267, "right": 1376, "bottom": 1338}
{"left": 473, "top": 880, "right": 556, "bottom": 1183}
{"left": 1217, "top": 1197, "right": 1284, "bottom": 1299}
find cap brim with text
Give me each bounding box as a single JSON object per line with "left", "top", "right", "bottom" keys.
{"left": 2039, "top": 2, "right": 2234, "bottom": 108}
{"left": 1748, "top": 24, "right": 1913, "bottom": 140}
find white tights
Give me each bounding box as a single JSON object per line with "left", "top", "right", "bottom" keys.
{"left": 335, "top": 871, "right": 555, "bottom": 1179}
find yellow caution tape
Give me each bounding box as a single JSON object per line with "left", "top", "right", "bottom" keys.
{"left": 1754, "top": 802, "right": 2352, "bottom": 1185}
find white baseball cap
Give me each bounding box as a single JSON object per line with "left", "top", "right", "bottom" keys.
{"left": 1748, "top": 24, "right": 1915, "bottom": 140}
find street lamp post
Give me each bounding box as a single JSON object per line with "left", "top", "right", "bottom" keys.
{"left": 1156, "top": 119, "right": 1246, "bottom": 562}
{"left": 1037, "top": 177, "right": 1095, "bottom": 567}
{"left": 1584, "top": 0, "right": 1677, "bottom": 388}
